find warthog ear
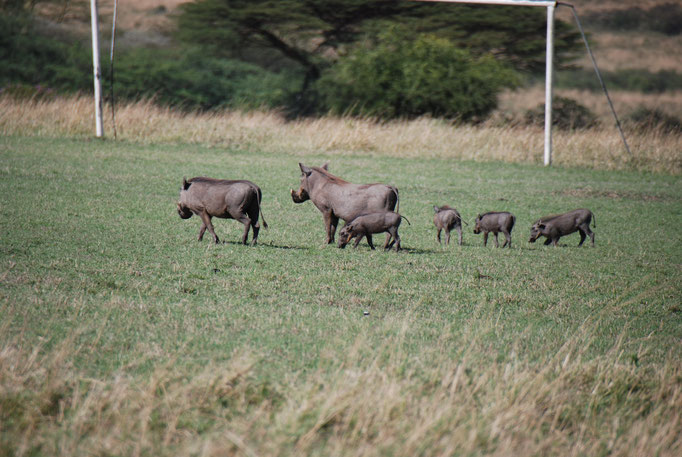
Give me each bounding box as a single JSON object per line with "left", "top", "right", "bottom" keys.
{"left": 321, "top": 162, "right": 329, "bottom": 171}
{"left": 434, "top": 206, "right": 440, "bottom": 213}
{"left": 182, "top": 177, "right": 191, "bottom": 190}
{"left": 299, "top": 163, "right": 312, "bottom": 177}
{"left": 538, "top": 223, "right": 546, "bottom": 230}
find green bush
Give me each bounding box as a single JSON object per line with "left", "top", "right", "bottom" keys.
{"left": 107, "top": 48, "right": 297, "bottom": 110}
{"left": 316, "top": 29, "right": 518, "bottom": 120}
{"left": 0, "top": 13, "right": 298, "bottom": 111}
{"left": 524, "top": 96, "right": 599, "bottom": 130}
{"left": 0, "top": 14, "right": 91, "bottom": 92}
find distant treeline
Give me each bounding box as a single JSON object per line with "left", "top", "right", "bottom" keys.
{"left": 0, "top": 14, "right": 299, "bottom": 110}
{"left": 555, "top": 69, "right": 682, "bottom": 94}
{"left": 1, "top": 0, "right": 586, "bottom": 120}
{"left": 582, "top": 3, "right": 682, "bottom": 36}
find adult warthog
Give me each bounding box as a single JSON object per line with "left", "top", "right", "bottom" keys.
{"left": 177, "top": 177, "right": 267, "bottom": 245}
{"left": 290, "top": 163, "right": 399, "bottom": 245}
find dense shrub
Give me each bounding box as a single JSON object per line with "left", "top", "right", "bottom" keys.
{"left": 625, "top": 107, "right": 682, "bottom": 134}
{"left": 0, "top": 14, "right": 91, "bottom": 91}
{"left": 0, "top": 13, "right": 298, "bottom": 111}
{"left": 316, "top": 30, "right": 518, "bottom": 120}
{"left": 524, "top": 96, "right": 599, "bottom": 130}
{"left": 107, "top": 48, "right": 296, "bottom": 110}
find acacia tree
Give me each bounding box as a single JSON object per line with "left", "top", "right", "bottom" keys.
{"left": 176, "top": 0, "right": 419, "bottom": 91}
{"left": 176, "top": 0, "right": 581, "bottom": 116}
{"left": 177, "top": 1, "right": 579, "bottom": 73}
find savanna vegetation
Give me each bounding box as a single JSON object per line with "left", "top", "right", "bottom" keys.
{"left": 3, "top": 0, "right": 681, "bottom": 130}
{"left": 1, "top": 130, "right": 681, "bottom": 456}
{"left": 1, "top": 1, "right": 681, "bottom": 455}
{"left": 3, "top": 0, "right": 582, "bottom": 118}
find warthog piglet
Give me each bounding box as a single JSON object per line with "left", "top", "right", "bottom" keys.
{"left": 529, "top": 208, "right": 595, "bottom": 247}
{"left": 433, "top": 205, "right": 465, "bottom": 246}
{"left": 473, "top": 211, "right": 516, "bottom": 248}
{"left": 338, "top": 211, "right": 410, "bottom": 251}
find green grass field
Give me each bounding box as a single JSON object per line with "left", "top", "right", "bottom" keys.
{"left": 1, "top": 135, "right": 681, "bottom": 456}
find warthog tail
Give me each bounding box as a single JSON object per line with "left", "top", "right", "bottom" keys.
{"left": 400, "top": 215, "right": 411, "bottom": 225}
{"left": 257, "top": 187, "right": 268, "bottom": 229}
{"left": 393, "top": 186, "right": 400, "bottom": 213}
{"left": 591, "top": 211, "right": 596, "bottom": 228}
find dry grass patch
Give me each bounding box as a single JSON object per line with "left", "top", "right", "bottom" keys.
{"left": 2, "top": 318, "right": 681, "bottom": 457}
{"left": 499, "top": 87, "right": 682, "bottom": 123}
{"left": 2, "top": 95, "right": 680, "bottom": 174}
{"left": 571, "top": 32, "right": 682, "bottom": 72}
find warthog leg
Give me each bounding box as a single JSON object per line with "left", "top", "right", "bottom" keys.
{"left": 323, "top": 211, "right": 338, "bottom": 244}
{"left": 578, "top": 229, "right": 586, "bottom": 247}
{"left": 199, "top": 211, "right": 219, "bottom": 244}
{"left": 236, "top": 216, "right": 252, "bottom": 245}
{"left": 198, "top": 222, "right": 207, "bottom": 241}
{"left": 391, "top": 229, "right": 401, "bottom": 251}
{"left": 578, "top": 224, "right": 595, "bottom": 247}
{"left": 383, "top": 233, "right": 392, "bottom": 250}
{"left": 384, "top": 229, "right": 400, "bottom": 251}
{"left": 500, "top": 231, "right": 510, "bottom": 248}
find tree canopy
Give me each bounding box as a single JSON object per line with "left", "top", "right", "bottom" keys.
{"left": 176, "top": 0, "right": 581, "bottom": 81}
{"left": 176, "top": 0, "right": 581, "bottom": 118}
{"left": 317, "top": 28, "right": 519, "bottom": 120}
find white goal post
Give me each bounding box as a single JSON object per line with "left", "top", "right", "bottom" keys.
{"left": 90, "top": 0, "right": 104, "bottom": 138}
{"left": 414, "top": 0, "right": 558, "bottom": 166}
{"left": 90, "top": 0, "right": 560, "bottom": 158}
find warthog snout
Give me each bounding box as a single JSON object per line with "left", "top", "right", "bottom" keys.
{"left": 528, "top": 225, "right": 542, "bottom": 243}
{"left": 177, "top": 202, "right": 193, "bottom": 219}
{"left": 337, "top": 226, "right": 352, "bottom": 248}
{"left": 290, "top": 187, "right": 309, "bottom": 203}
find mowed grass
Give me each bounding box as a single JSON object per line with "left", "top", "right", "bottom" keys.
{"left": 1, "top": 135, "right": 681, "bottom": 456}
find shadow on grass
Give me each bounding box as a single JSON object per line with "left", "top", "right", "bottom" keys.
{"left": 400, "top": 246, "right": 439, "bottom": 254}
{"left": 526, "top": 242, "right": 596, "bottom": 250}
{"left": 220, "top": 240, "right": 310, "bottom": 251}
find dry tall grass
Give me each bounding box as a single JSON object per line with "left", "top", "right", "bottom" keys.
{"left": 2, "top": 316, "right": 680, "bottom": 457}
{"left": 1, "top": 95, "right": 680, "bottom": 174}
{"left": 499, "top": 87, "right": 682, "bottom": 122}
